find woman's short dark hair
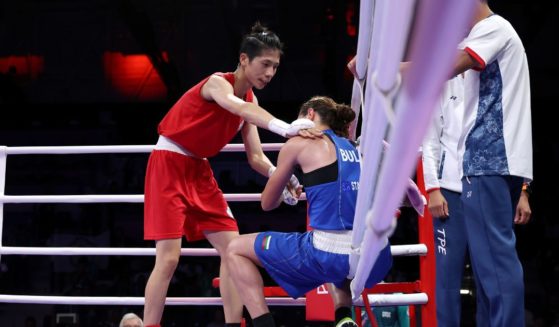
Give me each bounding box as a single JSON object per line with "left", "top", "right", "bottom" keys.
{"left": 239, "top": 22, "right": 283, "bottom": 61}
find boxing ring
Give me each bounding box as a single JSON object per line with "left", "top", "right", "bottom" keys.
{"left": 0, "top": 0, "right": 478, "bottom": 324}
{"left": 0, "top": 144, "right": 429, "bottom": 325}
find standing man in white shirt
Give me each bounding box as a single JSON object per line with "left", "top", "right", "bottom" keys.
{"left": 423, "top": 74, "right": 532, "bottom": 326}
{"left": 423, "top": 75, "right": 476, "bottom": 326}
{"left": 450, "top": 0, "right": 533, "bottom": 325}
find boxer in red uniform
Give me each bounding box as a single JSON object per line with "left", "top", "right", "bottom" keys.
{"left": 143, "top": 22, "right": 319, "bottom": 327}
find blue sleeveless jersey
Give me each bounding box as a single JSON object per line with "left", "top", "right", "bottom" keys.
{"left": 254, "top": 130, "right": 392, "bottom": 298}
{"left": 305, "top": 129, "right": 360, "bottom": 230}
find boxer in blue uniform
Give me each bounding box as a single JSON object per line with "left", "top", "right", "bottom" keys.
{"left": 226, "top": 96, "right": 393, "bottom": 327}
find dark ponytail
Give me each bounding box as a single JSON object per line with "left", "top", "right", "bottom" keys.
{"left": 298, "top": 96, "right": 356, "bottom": 138}
{"left": 331, "top": 103, "right": 356, "bottom": 138}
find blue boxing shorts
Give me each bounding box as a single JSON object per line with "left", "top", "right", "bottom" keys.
{"left": 255, "top": 230, "right": 392, "bottom": 299}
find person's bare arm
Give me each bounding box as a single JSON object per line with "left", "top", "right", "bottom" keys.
{"left": 261, "top": 139, "right": 302, "bottom": 211}
{"left": 202, "top": 75, "right": 321, "bottom": 138}
{"left": 451, "top": 50, "right": 482, "bottom": 77}
{"left": 350, "top": 48, "right": 481, "bottom": 81}
{"left": 241, "top": 113, "right": 274, "bottom": 177}
{"left": 402, "top": 50, "right": 479, "bottom": 79}
{"left": 202, "top": 75, "right": 275, "bottom": 128}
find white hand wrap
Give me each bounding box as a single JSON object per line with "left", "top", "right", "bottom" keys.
{"left": 268, "top": 165, "right": 300, "bottom": 206}
{"left": 286, "top": 118, "right": 315, "bottom": 136}
{"left": 268, "top": 118, "right": 315, "bottom": 137}
{"left": 283, "top": 174, "right": 301, "bottom": 206}
{"left": 282, "top": 187, "right": 298, "bottom": 206}
{"left": 289, "top": 174, "right": 301, "bottom": 190}
{"left": 267, "top": 119, "right": 291, "bottom": 137}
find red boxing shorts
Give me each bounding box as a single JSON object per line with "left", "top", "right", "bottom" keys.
{"left": 144, "top": 150, "right": 238, "bottom": 241}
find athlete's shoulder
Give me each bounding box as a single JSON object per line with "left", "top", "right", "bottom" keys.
{"left": 283, "top": 135, "right": 311, "bottom": 149}
{"left": 201, "top": 73, "right": 235, "bottom": 100}
{"left": 206, "top": 72, "right": 229, "bottom": 85}
{"left": 282, "top": 135, "right": 326, "bottom": 154}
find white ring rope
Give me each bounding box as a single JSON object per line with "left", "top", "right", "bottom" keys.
{"left": 354, "top": 293, "right": 428, "bottom": 307}
{"left": 0, "top": 293, "right": 426, "bottom": 307}
{"left": 0, "top": 295, "right": 306, "bottom": 306}
{"left": 0, "top": 143, "right": 429, "bottom": 310}
{"left": 4, "top": 143, "right": 284, "bottom": 155}
{"left": 0, "top": 244, "right": 426, "bottom": 257}
{"left": 0, "top": 194, "right": 309, "bottom": 203}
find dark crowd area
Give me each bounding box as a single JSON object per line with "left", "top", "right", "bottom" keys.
{"left": 1, "top": 0, "right": 558, "bottom": 326}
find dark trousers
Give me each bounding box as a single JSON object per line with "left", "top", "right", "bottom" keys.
{"left": 461, "top": 175, "right": 524, "bottom": 327}
{"left": 434, "top": 189, "right": 484, "bottom": 326}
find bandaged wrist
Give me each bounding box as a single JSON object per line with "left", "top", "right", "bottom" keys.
{"left": 289, "top": 174, "right": 300, "bottom": 188}
{"left": 282, "top": 187, "right": 298, "bottom": 206}
{"left": 267, "top": 118, "right": 290, "bottom": 138}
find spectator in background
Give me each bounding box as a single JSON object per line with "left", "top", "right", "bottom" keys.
{"left": 119, "top": 313, "right": 143, "bottom": 327}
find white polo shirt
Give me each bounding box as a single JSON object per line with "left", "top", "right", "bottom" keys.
{"left": 457, "top": 14, "right": 533, "bottom": 180}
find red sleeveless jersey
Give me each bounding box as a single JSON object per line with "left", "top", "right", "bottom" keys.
{"left": 158, "top": 72, "right": 254, "bottom": 158}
